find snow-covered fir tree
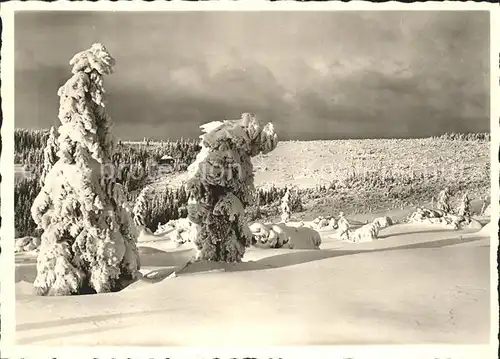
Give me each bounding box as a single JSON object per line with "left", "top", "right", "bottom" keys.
{"left": 133, "top": 185, "right": 152, "bottom": 229}
{"left": 481, "top": 200, "right": 490, "bottom": 216}
{"left": 338, "top": 211, "right": 351, "bottom": 240}
{"left": 280, "top": 187, "right": 292, "bottom": 223}
{"left": 457, "top": 192, "right": 472, "bottom": 217}
{"left": 186, "top": 113, "right": 278, "bottom": 262}
{"left": 40, "top": 126, "right": 59, "bottom": 187}
{"left": 436, "top": 187, "right": 452, "bottom": 213}
{"left": 31, "top": 43, "right": 140, "bottom": 296}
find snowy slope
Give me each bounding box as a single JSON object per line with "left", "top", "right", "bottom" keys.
{"left": 15, "top": 220, "right": 491, "bottom": 346}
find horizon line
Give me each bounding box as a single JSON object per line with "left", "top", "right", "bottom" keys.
{"left": 14, "top": 127, "right": 491, "bottom": 143}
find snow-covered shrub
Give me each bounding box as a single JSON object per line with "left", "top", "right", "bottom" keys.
{"left": 249, "top": 222, "right": 270, "bottom": 244}
{"left": 372, "top": 216, "right": 393, "bottom": 229}
{"left": 408, "top": 207, "right": 445, "bottom": 223}
{"left": 15, "top": 236, "right": 41, "bottom": 253}
{"left": 154, "top": 217, "right": 198, "bottom": 246}
{"left": 30, "top": 44, "right": 140, "bottom": 296}
{"left": 436, "top": 187, "right": 452, "bottom": 213}
{"left": 336, "top": 216, "right": 391, "bottom": 243}
{"left": 266, "top": 228, "right": 280, "bottom": 248}
{"left": 337, "top": 212, "right": 351, "bottom": 240}
{"left": 249, "top": 222, "right": 280, "bottom": 247}
{"left": 249, "top": 222, "right": 319, "bottom": 249}
{"left": 268, "top": 224, "right": 290, "bottom": 248}
{"left": 256, "top": 224, "right": 289, "bottom": 248}
{"left": 482, "top": 203, "right": 491, "bottom": 216}
{"left": 244, "top": 186, "right": 304, "bottom": 223}
{"left": 328, "top": 217, "right": 338, "bottom": 229}
{"left": 350, "top": 222, "right": 380, "bottom": 242}
{"left": 312, "top": 216, "right": 337, "bottom": 230}
{"left": 443, "top": 213, "right": 481, "bottom": 230}
{"left": 314, "top": 217, "right": 329, "bottom": 229}
{"left": 407, "top": 205, "right": 481, "bottom": 230}
{"left": 187, "top": 113, "right": 278, "bottom": 262}
{"left": 456, "top": 192, "right": 472, "bottom": 217}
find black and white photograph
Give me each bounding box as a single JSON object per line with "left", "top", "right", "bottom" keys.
{"left": 0, "top": 2, "right": 498, "bottom": 356}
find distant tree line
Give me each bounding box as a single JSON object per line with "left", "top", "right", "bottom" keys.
{"left": 14, "top": 128, "right": 489, "bottom": 237}
{"left": 433, "top": 132, "right": 490, "bottom": 141}
{"left": 15, "top": 128, "right": 201, "bottom": 194}
{"left": 134, "top": 187, "right": 189, "bottom": 232}
{"left": 14, "top": 128, "right": 199, "bottom": 236}
{"left": 14, "top": 128, "right": 305, "bottom": 236}
{"left": 15, "top": 176, "right": 41, "bottom": 237}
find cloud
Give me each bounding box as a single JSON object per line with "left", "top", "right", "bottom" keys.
{"left": 14, "top": 11, "right": 489, "bottom": 140}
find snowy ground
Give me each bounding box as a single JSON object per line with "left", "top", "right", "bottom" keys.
{"left": 147, "top": 139, "right": 490, "bottom": 190}
{"left": 15, "top": 212, "right": 491, "bottom": 346}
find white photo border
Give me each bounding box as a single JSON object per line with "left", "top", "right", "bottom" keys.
{"left": 1, "top": 1, "right": 498, "bottom": 359}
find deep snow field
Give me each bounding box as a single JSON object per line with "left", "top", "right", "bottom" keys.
{"left": 15, "top": 209, "right": 492, "bottom": 346}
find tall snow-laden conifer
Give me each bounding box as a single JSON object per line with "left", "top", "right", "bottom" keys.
{"left": 31, "top": 44, "right": 140, "bottom": 296}
{"left": 187, "top": 113, "right": 278, "bottom": 262}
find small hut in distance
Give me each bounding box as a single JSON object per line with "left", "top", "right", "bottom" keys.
{"left": 158, "top": 155, "right": 175, "bottom": 166}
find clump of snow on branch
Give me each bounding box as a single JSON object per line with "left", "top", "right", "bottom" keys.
{"left": 186, "top": 113, "right": 278, "bottom": 262}
{"left": 30, "top": 44, "right": 140, "bottom": 296}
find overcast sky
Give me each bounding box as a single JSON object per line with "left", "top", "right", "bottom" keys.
{"left": 15, "top": 11, "right": 489, "bottom": 140}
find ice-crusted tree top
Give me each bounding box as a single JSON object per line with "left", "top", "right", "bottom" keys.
{"left": 69, "top": 43, "right": 116, "bottom": 75}
{"left": 187, "top": 113, "right": 278, "bottom": 179}
{"left": 56, "top": 43, "right": 117, "bottom": 164}
{"left": 202, "top": 113, "right": 278, "bottom": 156}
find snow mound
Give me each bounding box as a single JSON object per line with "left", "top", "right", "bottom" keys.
{"left": 476, "top": 221, "right": 493, "bottom": 236}
{"left": 312, "top": 216, "right": 338, "bottom": 230}
{"left": 16, "top": 280, "right": 37, "bottom": 296}
{"left": 372, "top": 216, "right": 393, "bottom": 229}
{"left": 153, "top": 217, "right": 198, "bottom": 246}
{"left": 15, "top": 236, "right": 41, "bottom": 253}
{"left": 249, "top": 222, "right": 321, "bottom": 249}
{"left": 408, "top": 207, "right": 483, "bottom": 230}
{"left": 349, "top": 222, "right": 380, "bottom": 243}
{"left": 482, "top": 203, "right": 492, "bottom": 216}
